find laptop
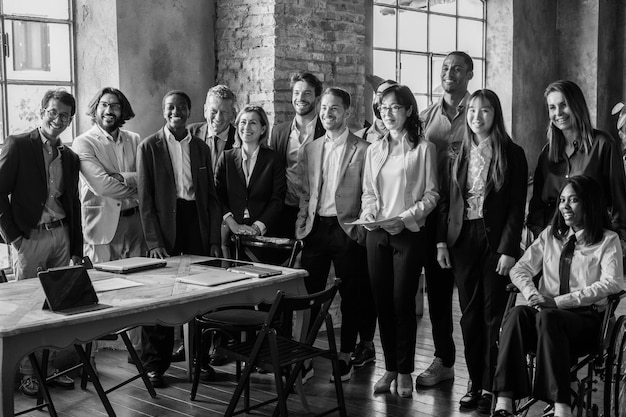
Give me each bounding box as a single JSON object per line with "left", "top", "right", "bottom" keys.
{"left": 176, "top": 269, "right": 253, "bottom": 287}
{"left": 93, "top": 257, "right": 167, "bottom": 274}
{"left": 38, "top": 265, "right": 112, "bottom": 315}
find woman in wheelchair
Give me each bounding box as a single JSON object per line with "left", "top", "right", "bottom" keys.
{"left": 491, "top": 175, "right": 624, "bottom": 417}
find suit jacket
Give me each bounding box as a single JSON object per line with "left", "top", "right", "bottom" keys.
{"left": 137, "top": 128, "right": 221, "bottom": 253}
{"left": 0, "top": 129, "right": 82, "bottom": 257}
{"left": 215, "top": 147, "right": 286, "bottom": 233}
{"left": 295, "top": 132, "right": 369, "bottom": 244}
{"left": 438, "top": 139, "right": 528, "bottom": 258}
{"left": 269, "top": 117, "right": 326, "bottom": 165}
{"left": 188, "top": 122, "right": 236, "bottom": 172}
{"left": 73, "top": 125, "right": 142, "bottom": 245}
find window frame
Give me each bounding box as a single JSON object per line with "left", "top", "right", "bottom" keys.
{"left": 372, "top": 0, "right": 486, "bottom": 109}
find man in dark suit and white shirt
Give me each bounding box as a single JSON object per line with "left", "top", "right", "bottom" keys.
{"left": 270, "top": 72, "right": 325, "bottom": 238}
{"left": 0, "top": 88, "right": 81, "bottom": 395}
{"left": 296, "top": 87, "right": 375, "bottom": 383}
{"left": 137, "top": 90, "right": 222, "bottom": 387}
{"left": 188, "top": 84, "right": 237, "bottom": 173}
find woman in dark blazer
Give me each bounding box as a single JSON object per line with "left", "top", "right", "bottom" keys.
{"left": 215, "top": 104, "right": 286, "bottom": 255}
{"left": 436, "top": 89, "right": 528, "bottom": 412}
{"left": 527, "top": 80, "right": 626, "bottom": 240}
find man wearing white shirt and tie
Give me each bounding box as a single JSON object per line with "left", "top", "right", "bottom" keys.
{"left": 73, "top": 87, "right": 145, "bottom": 262}
{"left": 188, "top": 85, "right": 237, "bottom": 173}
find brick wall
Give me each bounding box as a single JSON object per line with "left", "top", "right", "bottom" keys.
{"left": 216, "top": 0, "right": 366, "bottom": 131}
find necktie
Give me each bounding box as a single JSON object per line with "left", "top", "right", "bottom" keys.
{"left": 211, "top": 135, "right": 219, "bottom": 166}
{"left": 558, "top": 235, "right": 577, "bottom": 295}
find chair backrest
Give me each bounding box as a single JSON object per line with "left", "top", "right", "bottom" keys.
{"left": 233, "top": 234, "right": 304, "bottom": 268}
{"left": 263, "top": 279, "right": 341, "bottom": 345}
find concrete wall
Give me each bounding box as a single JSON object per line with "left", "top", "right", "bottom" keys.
{"left": 74, "top": 0, "right": 215, "bottom": 139}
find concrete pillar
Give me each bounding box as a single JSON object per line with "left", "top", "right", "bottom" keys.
{"left": 75, "top": 0, "right": 216, "bottom": 139}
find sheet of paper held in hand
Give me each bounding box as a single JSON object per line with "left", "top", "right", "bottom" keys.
{"left": 346, "top": 217, "right": 400, "bottom": 227}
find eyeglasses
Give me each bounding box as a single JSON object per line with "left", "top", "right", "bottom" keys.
{"left": 44, "top": 108, "right": 72, "bottom": 123}
{"left": 379, "top": 104, "right": 405, "bottom": 114}
{"left": 98, "top": 101, "right": 122, "bottom": 111}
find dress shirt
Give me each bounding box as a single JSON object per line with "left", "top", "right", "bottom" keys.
{"left": 510, "top": 226, "right": 624, "bottom": 309}
{"left": 465, "top": 136, "right": 492, "bottom": 220}
{"left": 164, "top": 127, "right": 195, "bottom": 201}
{"left": 318, "top": 128, "right": 348, "bottom": 217}
{"left": 285, "top": 116, "right": 318, "bottom": 207}
{"left": 95, "top": 125, "right": 137, "bottom": 210}
{"left": 378, "top": 153, "right": 406, "bottom": 220}
{"left": 38, "top": 128, "right": 65, "bottom": 224}
{"left": 206, "top": 125, "right": 229, "bottom": 167}
{"left": 420, "top": 92, "right": 471, "bottom": 183}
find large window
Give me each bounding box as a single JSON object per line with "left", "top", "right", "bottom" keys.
{"left": 0, "top": 0, "right": 74, "bottom": 273}
{"left": 373, "top": 0, "right": 485, "bottom": 111}
{"left": 0, "top": 0, "right": 74, "bottom": 144}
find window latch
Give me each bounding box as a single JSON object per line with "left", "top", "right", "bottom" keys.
{"left": 2, "top": 33, "right": 9, "bottom": 58}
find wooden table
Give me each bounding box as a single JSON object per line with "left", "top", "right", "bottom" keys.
{"left": 0, "top": 255, "right": 307, "bottom": 417}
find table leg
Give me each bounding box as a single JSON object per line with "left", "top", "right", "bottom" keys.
{"left": 183, "top": 322, "right": 193, "bottom": 381}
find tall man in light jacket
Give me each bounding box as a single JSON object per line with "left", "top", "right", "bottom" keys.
{"left": 73, "top": 87, "right": 145, "bottom": 263}
{"left": 296, "top": 87, "right": 376, "bottom": 383}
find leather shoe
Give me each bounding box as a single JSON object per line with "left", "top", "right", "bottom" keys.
{"left": 477, "top": 393, "right": 493, "bottom": 414}
{"left": 459, "top": 390, "right": 481, "bottom": 409}
{"left": 491, "top": 410, "right": 514, "bottom": 417}
{"left": 147, "top": 371, "right": 165, "bottom": 388}
{"left": 210, "top": 350, "right": 231, "bottom": 366}
{"left": 200, "top": 366, "right": 216, "bottom": 382}
{"left": 171, "top": 344, "right": 185, "bottom": 362}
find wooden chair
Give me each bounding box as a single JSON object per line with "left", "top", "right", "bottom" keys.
{"left": 190, "top": 236, "right": 304, "bottom": 405}
{"left": 219, "top": 280, "right": 346, "bottom": 417}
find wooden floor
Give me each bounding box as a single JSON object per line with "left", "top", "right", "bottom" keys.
{"left": 14, "top": 289, "right": 623, "bottom": 417}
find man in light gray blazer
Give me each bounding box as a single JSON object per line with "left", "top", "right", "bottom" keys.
{"left": 73, "top": 87, "right": 145, "bottom": 262}
{"left": 296, "top": 87, "right": 376, "bottom": 383}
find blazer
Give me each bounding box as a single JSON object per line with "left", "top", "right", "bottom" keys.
{"left": 269, "top": 117, "right": 326, "bottom": 165}
{"left": 0, "top": 129, "right": 82, "bottom": 257}
{"left": 361, "top": 134, "right": 439, "bottom": 232}
{"left": 295, "top": 132, "right": 369, "bottom": 244}
{"left": 215, "top": 146, "right": 286, "bottom": 233}
{"left": 188, "top": 122, "right": 236, "bottom": 172}
{"left": 137, "top": 128, "right": 221, "bottom": 253}
{"left": 438, "top": 139, "right": 528, "bottom": 258}
{"left": 72, "top": 125, "right": 141, "bottom": 245}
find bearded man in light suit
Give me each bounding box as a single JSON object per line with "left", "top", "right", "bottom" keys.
{"left": 296, "top": 87, "right": 376, "bottom": 383}
{"left": 73, "top": 87, "right": 145, "bottom": 263}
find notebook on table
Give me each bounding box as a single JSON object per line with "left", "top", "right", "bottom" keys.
{"left": 38, "top": 265, "right": 112, "bottom": 315}
{"left": 93, "top": 257, "right": 167, "bottom": 274}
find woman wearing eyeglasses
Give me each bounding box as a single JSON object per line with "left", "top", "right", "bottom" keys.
{"left": 359, "top": 84, "right": 439, "bottom": 397}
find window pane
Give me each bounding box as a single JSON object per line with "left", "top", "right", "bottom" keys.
{"left": 429, "top": 0, "right": 456, "bottom": 15}
{"left": 429, "top": 14, "right": 456, "bottom": 54}
{"left": 2, "top": 0, "right": 69, "bottom": 20}
{"left": 431, "top": 55, "right": 445, "bottom": 95}
{"left": 373, "top": 50, "right": 396, "bottom": 81}
{"left": 400, "top": 53, "right": 427, "bottom": 94}
{"left": 0, "top": 94, "right": 4, "bottom": 140}
{"left": 458, "top": 18, "right": 483, "bottom": 57}
{"left": 458, "top": 0, "right": 483, "bottom": 19}
{"left": 375, "top": 0, "right": 397, "bottom": 5}
{"left": 468, "top": 59, "right": 483, "bottom": 94}
{"left": 7, "top": 84, "right": 74, "bottom": 143}
{"left": 5, "top": 20, "right": 71, "bottom": 82}
{"left": 415, "top": 94, "right": 428, "bottom": 114}
{"left": 373, "top": 6, "right": 397, "bottom": 49}
{"left": 398, "top": 10, "right": 427, "bottom": 52}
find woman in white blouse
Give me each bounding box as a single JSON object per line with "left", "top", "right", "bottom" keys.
{"left": 360, "top": 84, "right": 439, "bottom": 397}
{"left": 491, "top": 175, "right": 624, "bottom": 417}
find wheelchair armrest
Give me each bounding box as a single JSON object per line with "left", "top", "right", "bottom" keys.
{"left": 506, "top": 283, "right": 520, "bottom": 293}
{"left": 607, "top": 290, "right": 626, "bottom": 303}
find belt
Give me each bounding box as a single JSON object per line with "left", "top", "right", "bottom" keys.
{"left": 120, "top": 207, "right": 139, "bottom": 217}
{"left": 317, "top": 215, "right": 338, "bottom": 224}
{"left": 37, "top": 219, "right": 65, "bottom": 231}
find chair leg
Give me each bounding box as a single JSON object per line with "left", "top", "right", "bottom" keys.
{"left": 190, "top": 327, "right": 205, "bottom": 400}
{"left": 225, "top": 361, "right": 258, "bottom": 417}
{"left": 120, "top": 331, "right": 157, "bottom": 398}
{"left": 267, "top": 335, "right": 289, "bottom": 417}
{"left": 80, "top": 342, "right": 93, "bottom": 390}
{"left": 74, "top": 344, "right": 117, "bottom": 416}
{"left": 30, "top": 352, "right": 58, "bottom": 417}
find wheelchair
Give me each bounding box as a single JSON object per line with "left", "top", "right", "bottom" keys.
{"left": 503, "top": 285, "right": 626, "bottom": 417}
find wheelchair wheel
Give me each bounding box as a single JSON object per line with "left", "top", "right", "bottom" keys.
{"left": 604, "top": 315, "right": 626, "bottom": 417}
